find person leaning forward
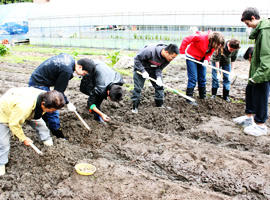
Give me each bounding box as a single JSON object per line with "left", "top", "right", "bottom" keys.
{"left": 80, "top": 59, "right": 124, "bottom": 123}
{"left": 131, "top": 43, "right": 179, "bottom": 113}
{"left": 0, "top": 87, "right": 65, "bottom": 176}
{"left": 28, "top": 53, "right": 93, "bottom": 138}
{"left": 211, "top": 39, "right": 240, "bottom": 102}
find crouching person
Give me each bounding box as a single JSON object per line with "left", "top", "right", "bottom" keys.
{"left": 0, "top": 88, "right": 65, "bottom": 175}
{"left": 80, "top": 59, "right": 124, "bottom": 122}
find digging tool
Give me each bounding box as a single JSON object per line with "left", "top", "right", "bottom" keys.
{"left": 181, "top": 56, "right": 248, "bottom": 81}
{"left": 29, "top": 143, "right": 43, "bottom": 155}
{"left": 136, "top": 71, "right": 195, "bottom": 102}
{"left": 74, "top": 110, "right": 91, "bottom": 131}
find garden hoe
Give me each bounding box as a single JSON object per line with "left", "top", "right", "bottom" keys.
{"left": 181, "top": 56, "right": 247, "bottom": 84}
{"left": 74, "top": 110, "right": 91, "bottom": 131}
{"left": 136, "top": 71, "right": 195, "bottom": 102}
{"left": 29, "top": 143, "right": 43, "bottom": 155}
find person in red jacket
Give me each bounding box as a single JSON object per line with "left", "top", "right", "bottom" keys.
{"left": 179, "top": 31, "right": 225, "bottom": 106}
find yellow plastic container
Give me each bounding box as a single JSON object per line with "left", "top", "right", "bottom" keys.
{"left": 75, "top": 163, "right": 96, "bottom": 176}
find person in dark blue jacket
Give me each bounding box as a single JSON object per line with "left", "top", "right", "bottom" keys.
{"left": 80, "top": 59, "right": 124, "bottom": 123}
{"left": 29, "top": 53, "right": 93, "bottom": 138}
{"left": 131, "top": 43, "right": 179, "bottom": 113}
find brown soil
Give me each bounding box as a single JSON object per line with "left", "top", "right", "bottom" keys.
{"left": 0, "top": 52, "right": 270, "bottom": 200}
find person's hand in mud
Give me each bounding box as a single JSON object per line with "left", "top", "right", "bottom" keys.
{"left": 23, "top": 137, "right": 33, "bottom": 146}
{"left": 101, "top": 113, "right": 110, "bottom": 122}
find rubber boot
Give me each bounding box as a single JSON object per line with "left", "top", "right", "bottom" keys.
{"left": 132, "top": 100, "right": 140, "bottom": 113}
{"left": 51, "top": 128, "right": 66, "bottom": 139}
{"left": 198, "top": 87, "right": 207, "bottom": 99}
{"left": 186, "top": 88, "right": 198, "bottom": 106}
{"left": 211, "top": 88, "right": 218, "bottom": 99}
{"left": 155, "top": 99, "right": 164, "bottom": 107}
{"left": 223, "top": 89, "right": 230, "bottom": 102}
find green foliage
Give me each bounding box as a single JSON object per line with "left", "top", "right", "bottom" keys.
{"left": 123, "top": 83, "right": 134, "bottom": 91}
{"left": 106, "top": 50, "right": 120, "bottom": 67}
{"left": 0, "top": 44, "right": 9, "bottom": 56}
{"left": 72, "top": 50, "right": 79, "bottom": 57}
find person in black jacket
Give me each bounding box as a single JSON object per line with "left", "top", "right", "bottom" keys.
{"left": 80, "top": 59, "right": 124, "bottom": 122}
{"left": 29, "top": 53, "right": 93, "bottom": 138}
{"left": 131, "top": 43, "right": 179, "bottom": 113}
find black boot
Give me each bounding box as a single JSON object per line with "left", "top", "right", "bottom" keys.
{"left": 211, "top": 88, "right": 218, "bottom": 99}
{"left": 155, "top": 99, "right": 164, "bottom": 107}
{"left": 186, "top": 88, "right": 198, "bottom": 106}
{"left": 223, "top": 89, "right": 230, "bottom": 102}
{"left": 198, "top": 87, "right": 207, "bottom": 99}
{"left": 132, "top": 100, "right": 140, "bottom": 113}
{"left": 51, "top": 128, "right": 66, "bottom": 139}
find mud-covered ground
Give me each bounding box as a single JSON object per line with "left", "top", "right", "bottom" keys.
{"left": 1, "top": 49, "right": 270, "bottom": 200}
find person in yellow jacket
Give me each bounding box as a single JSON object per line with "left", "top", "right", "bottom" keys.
{"left": 0, "top": 87, "right": 65, "bottom": 176}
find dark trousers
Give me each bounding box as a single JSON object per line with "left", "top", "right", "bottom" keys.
{"left": 131, "top": 71, "right": 164, "bottom": 102}
{"left": 245, "top": 81, "right": 270, "bottom": 123}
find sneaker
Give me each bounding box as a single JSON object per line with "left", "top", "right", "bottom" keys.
{"left": 211, "top": 95, "right": 216, "bottom": 99}
{"left": 0, "top": 165, "right": 5, "bottom": 176}
{"left": 244, "top": 124, "right": 268, "bottom": 136}
{"left": 224, "top": 96, "right": 231, "bottom": 103}
{"left": 186, "top": 99, "right": 198, "bottom": 106}
{"left": 43, "top": 138, "right": 53, "bottom": 146}
{"left": 233, "top": 115, "right": 254, "bottom": 127}
{"left": 131, "top": 108, "right": 138, "bottom": 114}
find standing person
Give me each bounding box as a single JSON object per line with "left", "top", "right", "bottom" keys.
{"left": 131, "top": 43, "right": 179, "bottom": 113}
{"left": 0, "top": 88, "right": 65, "bottom": 176}
{"left": 211, "top": 39, "right": 240, "bottom": 102}
{"left": 80, "top": 59, "right": 124, "bottom": 122}
{"left": 233, "top": 7, "right": 270, "bottom": 136}
{"left": 179, "top": 31, "right": 225, "bottom": 106}
{"left": 29, "top": 53, "right": 93, "bottom": 138}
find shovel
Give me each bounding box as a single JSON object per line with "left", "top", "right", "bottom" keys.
{"left": 74, "top": 110, "right": 91, "bottom": 131}
{"left": 136, "top": 71, "right": 195, "bottom": 102}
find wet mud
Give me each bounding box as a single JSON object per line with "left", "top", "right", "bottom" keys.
{"left": 0, "top": 54, "right": 270, "bottom": 200}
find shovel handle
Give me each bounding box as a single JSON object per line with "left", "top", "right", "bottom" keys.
{"left": 74, "top": 111, "right": 91, "bottom": 131}
{"left": 136, "top": 71, "right": 195, "bottom": 102}
{"left": 29, "top": 143, "right": 43, "bottom": 155}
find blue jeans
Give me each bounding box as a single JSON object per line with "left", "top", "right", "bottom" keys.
{"left": 186, "top": 58, "right": 206, "bottom": 89}
{"left": 28, "top": 77, "right": 60, "bottom": 131}
{"left": 245, "top": 82, "right": 270, "bottom": 123}
{"left": 211, "top": 62, "right": 231, "bottom": 90}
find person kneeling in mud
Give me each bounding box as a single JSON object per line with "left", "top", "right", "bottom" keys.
{"left": 0, "top": 88, "right": 65, "bottom": 176}
{"left": 131, "top": 43, "right": 179, "bottom": 113}
{"left": 80, "top": 59, "right": 124, "bottom": 123}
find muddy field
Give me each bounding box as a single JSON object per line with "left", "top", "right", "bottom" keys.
{"left": 0, "top": 49, "right": 270, "bottom": 200}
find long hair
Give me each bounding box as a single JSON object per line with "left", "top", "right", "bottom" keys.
{"left": 207, "top": 32, "right": 225, "bottom": 55}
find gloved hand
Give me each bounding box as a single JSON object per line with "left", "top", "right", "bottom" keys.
{"left": 23, "top": 137, "right": 33, "bottom": 146}
{"left": 67, "top": 102, "right": 76, "bottom": 112}
{"left": 142, "top": 71, "right": 149, "bottom": 79}
{"left": 248, "top": 78, "right": 255, "bottom": 85}
{"left": 156, "top": 77, "right": 163, "bottom": 86}
{"left": 202, "top": 60, "right": 209, "bottom": 67}
{"left": 179, "top": 54, "right": 186, "bottom": 59}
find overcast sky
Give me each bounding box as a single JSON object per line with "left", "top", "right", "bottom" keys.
{"left": 49, "top": 0, "right": 270, "bottom": 13}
